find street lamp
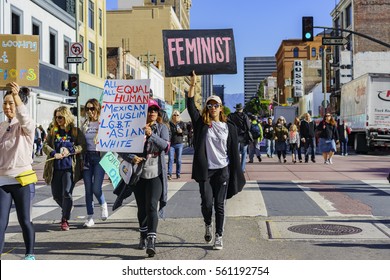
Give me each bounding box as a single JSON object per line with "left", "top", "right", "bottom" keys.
{"left": 138, "top": 51, "right": 157, "bottom": 79}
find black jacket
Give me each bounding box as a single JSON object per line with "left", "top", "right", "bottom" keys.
{"left": 316, "top": 121, "right": 339, "bottom": 141}
{"left": 300, "top": 120, "right": 316, "bottom": 139}
{"left": 186, "top": 96, "right": 245, "bottom": 199}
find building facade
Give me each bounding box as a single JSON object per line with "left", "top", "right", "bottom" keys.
{"left": 244, "top": 56, "right": 276, "bottom": 104}
{"left": 107, "top": 0, "right": 201, "bottom": 110}
{"left": 0, "top": 0, "right": 76, "bottom": 127}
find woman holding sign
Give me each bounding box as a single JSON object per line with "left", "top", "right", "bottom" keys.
{"left": 187, "top": 71, "right": 245, "bottom": 250}
{"left": 81, "top": 98, "right": 108, "bottom": 228}
{"left": 119, "top": 99, "right": 169, "bottom": 257}
{"left": 0, "top": 82, "right": 36, "bottom": 260}
{"left": 43, "top": 106, "right": 86, "bottom": 231}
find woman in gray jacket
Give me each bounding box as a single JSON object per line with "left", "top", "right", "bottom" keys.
{"left": 119, "top": 98, "right": 169, "bottom": 257}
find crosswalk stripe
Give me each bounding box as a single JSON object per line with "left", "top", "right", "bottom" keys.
{"left": 294, "top": 181, "right": 344, "bottom": 216}
{"left": 226, "top": 181, "right": 267, "bottom": 217}
{"left": 109, "top": 181, "right": 186, "bottom": 220}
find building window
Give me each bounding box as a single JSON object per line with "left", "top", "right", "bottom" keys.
{"left": 88, "top": 0, "right": 95, "bottom": 30}
{"left": 49, "top": 30, "right": 57, "bottom": 65}
{"left": 319, "top": 47, "right": 324, "bottom": 58}
{"left": 80, "top": 35, "right": 85, "bottom": 70}
{"left": 89, "top": 41, "right": 95, "bottom": 74}
{"left": 79, "top": 0, "right": 84, "bottom": 22}
{"left": 64, "top": 39, "right": 70, "bottom": 70}
{"left": 311, "top": 47, "right": 316, "bottom": 58}
{"left": 32, "top": 19, "right": 42, "bottom": 59}
{"left": 99, "top": 47, "right": 103, "bottom": 78}
{"left": 293, "top": 47, "right": 299, "bottom": 58}
{"left": 345, "top": 4, "right": 352, "bottom": 28}
{"left": 98, "top": 8, "right": 102, "bottom": 36}
{"left": 11, "top": 11, "right": 21, "bottom": 34}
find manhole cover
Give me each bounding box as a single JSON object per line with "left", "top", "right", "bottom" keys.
{"left": 287, "top": 224, "right": 363, "bottom": 236}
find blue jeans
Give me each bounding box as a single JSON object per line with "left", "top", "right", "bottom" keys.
{"left": 83, "top": 152, "right": 106, "bottom": 216}
{"left": 168, "top": 143, "right": 183, "bottom": 176}
{"left": 265, "top": 139, "right": 275, "bottom": 157}
{"left": 340, "top": 139, "right": 348, "bottom": 155}
{"left": 239, "top": 142, "right": 248, "bottom": 171}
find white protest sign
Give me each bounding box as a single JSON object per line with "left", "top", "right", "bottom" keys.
{"left": 96, "top": 79, "right": 150, "bottom": 152}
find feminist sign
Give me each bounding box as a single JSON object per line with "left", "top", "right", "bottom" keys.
{"left": 96, "top": 79, "right": 150, "bottom": 153}
{"left": 162, "top": 29, "right": 237, "bottom": 77}
{"left": 0, "top": 34, "right": 39, "bottom": 87}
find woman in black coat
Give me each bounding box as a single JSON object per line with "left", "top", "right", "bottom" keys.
{"left": 186, "top": 71, "right": 245, "bottom": 250}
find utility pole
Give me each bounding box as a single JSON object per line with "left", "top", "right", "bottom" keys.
{"left": 322, "top": 47, "right": 327, "bottom": 116}
{"left": 75, "top": 0, "right": 81, "bottom": 127}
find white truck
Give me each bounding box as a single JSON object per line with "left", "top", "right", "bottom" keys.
{"left": 340, "top": 73, "right": 390, "bottom": 153}
{"left": 273, "top": 106, "right": 297, "bottom": 125}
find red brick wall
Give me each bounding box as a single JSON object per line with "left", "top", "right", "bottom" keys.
{"left": 354, "top": 0, "right": 390, "bottom": 52}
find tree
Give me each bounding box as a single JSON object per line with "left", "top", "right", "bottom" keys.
{"left": 244, "top": 81, "right": 271, "bottom": 117}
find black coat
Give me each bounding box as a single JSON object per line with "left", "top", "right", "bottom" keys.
{"left": 186, "top": 96, "right": 245, "bottom": 199}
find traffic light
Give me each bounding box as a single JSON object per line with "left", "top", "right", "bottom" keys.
{"left": 68, "top": 74, "right": 79, "bottom": 96}
{"left": 302, "top": 16, "right": 314, "bottom": 42}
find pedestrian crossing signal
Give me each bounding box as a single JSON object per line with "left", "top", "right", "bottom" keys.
{"left": 302, "top": 16, "right": 314, "bottom": 42}
{"left": 68, "top": 74, "right": 79, "bottom": 96}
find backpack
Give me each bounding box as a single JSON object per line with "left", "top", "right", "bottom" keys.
{"left": 250, "top": 122, "right": 261, "bottom": 139}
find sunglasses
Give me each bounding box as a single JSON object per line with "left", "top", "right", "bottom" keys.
{"left": 206, "top": 104, "right": 221, "bottom": 110}
{"left": 85, "top": 107, "right": 95, "bottom": 111}
{"left": 148, "top": 108, "right": 159, "bottom": 113}
{"left": 56, "top": 116, "right": 64, "bottom": 120}
{"left": 173, "top": 114, "right": 179, "bottom": 116}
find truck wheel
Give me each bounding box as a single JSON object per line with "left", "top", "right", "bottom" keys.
{"left": 354, "top": 133, "right": 368, "bottom": 154}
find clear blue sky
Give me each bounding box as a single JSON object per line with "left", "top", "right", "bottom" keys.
{"left": 106, "top": 0, "right": 338, "bottom": 94}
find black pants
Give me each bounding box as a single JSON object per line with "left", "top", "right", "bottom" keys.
{"left": 199, "top": 166, "right": 229, "bottom": 236}
{"left": 134, "top": 176, "right": 163, "bottom": 237}
{"left": 0, "top": 183, "right": 35, "bottom": 255}
{"left": 51, "top": 170, "right": 74, "bottom": 220}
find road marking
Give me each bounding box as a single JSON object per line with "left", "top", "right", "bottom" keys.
{"left": 226, "top": 181, "right": 267, "bottom": 217}
{"left": 293, "top": 181, "right": 344, "bottom": 216}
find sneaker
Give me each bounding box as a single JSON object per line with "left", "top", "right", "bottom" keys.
{"left": 283, "top": 158, "right": 287, "bottom": 163}
{"left": 23, "top": 254, "right": 35, "bottom": 260}
{"left": 204, "top": 224, "right": 212, "bottom": 243}
{"left": 248, "top": 160, "right": 253, "bottom": 163}
{"left": 329, "top": 158, "right": 333, "bottom": 164}
{"left": 257, "top": 156, "right": 262, "bottom": 162}
{"left": 60, "top": 219, "right": 69, "bottom": 231}
{"left": 267, "top": 154, "right": 270, "bottom": 158}
{"left": 299, "top": 160, "right": 302, "bottom": 163}
{"left": 101, "top": 202, "right": 108, "bottom": 221}
{"left": 176, "top": 174, "right": 181, "bottom": 179}
{"left": 311, "top": 159, "right": 316, "bottom": 163}
{"left": 345, "top": 153, "right": 348, "bottom": 156}
{"left": 167, "top": 175, "right": 172, "bottom": 180}
{"left": 83, "top": 216, "right": 95, "bottom": 228}
{"left": 278, "top": 158, "right": 282, "bottom": 163}
{"left": 324, "top": 160, "right": 329, "bottom": 164}
{"left": 213, "top": 234, "right": 223, "bottom": 250}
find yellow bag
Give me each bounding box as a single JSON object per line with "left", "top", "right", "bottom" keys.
{"left": 15, "top": 170, "right": 38, "bottom": 186}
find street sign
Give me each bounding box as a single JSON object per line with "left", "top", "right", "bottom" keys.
{"left": 67, "top": 57, "right": 87, "bottom": 64}
{"left": 70, "top": 42, "right": 83, "bottom": 56}
{"left": 322, "top": 37, "right": 348, "bottom": 45}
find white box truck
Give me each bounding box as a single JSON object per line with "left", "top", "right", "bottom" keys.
{"left": 340, "top": 73, "right": 390, "bottom": 153}
{"left": 273, "top": 106, "right": 297, "bottom": 125}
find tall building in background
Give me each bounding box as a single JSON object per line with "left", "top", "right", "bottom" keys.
{"left": 244, "top": 56, "right": 276, "bottom": 103}
{"left": 201, "top": 75, "right": 213, "bottom": 105}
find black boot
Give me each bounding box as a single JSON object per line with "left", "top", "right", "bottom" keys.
{"left": 138, "top": 234, "right": 147, "bottom": 250}
{"left": 257, "top": 156, "right": 262, "bottom": 162}
{"left": 146, "top": 236, "right": 156, "bottom": 257}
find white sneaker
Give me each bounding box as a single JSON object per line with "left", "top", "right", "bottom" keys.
{"left": 83, "top": 216, "right": 94, "bottom": 228}
{"left": 101, "top": 202, "right": 108, "bottom": 221}
{"left": 329, "top": 158, "right": 333, "bottom": 164}
{"left": 213, "top": 234, "right": 223, "bottom": 250}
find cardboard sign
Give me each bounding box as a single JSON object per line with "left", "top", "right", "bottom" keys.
{"left": 99, "top": 152, "right": 121, "bottom": 189}
{"left": 0, "top": 34, "right": 39, "bottom": 87}
{"left": 96, "top": 79, "right": 150, "bottom": 153}
{"left": 162, "top": 29, "right": 237, "bottom": 77}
